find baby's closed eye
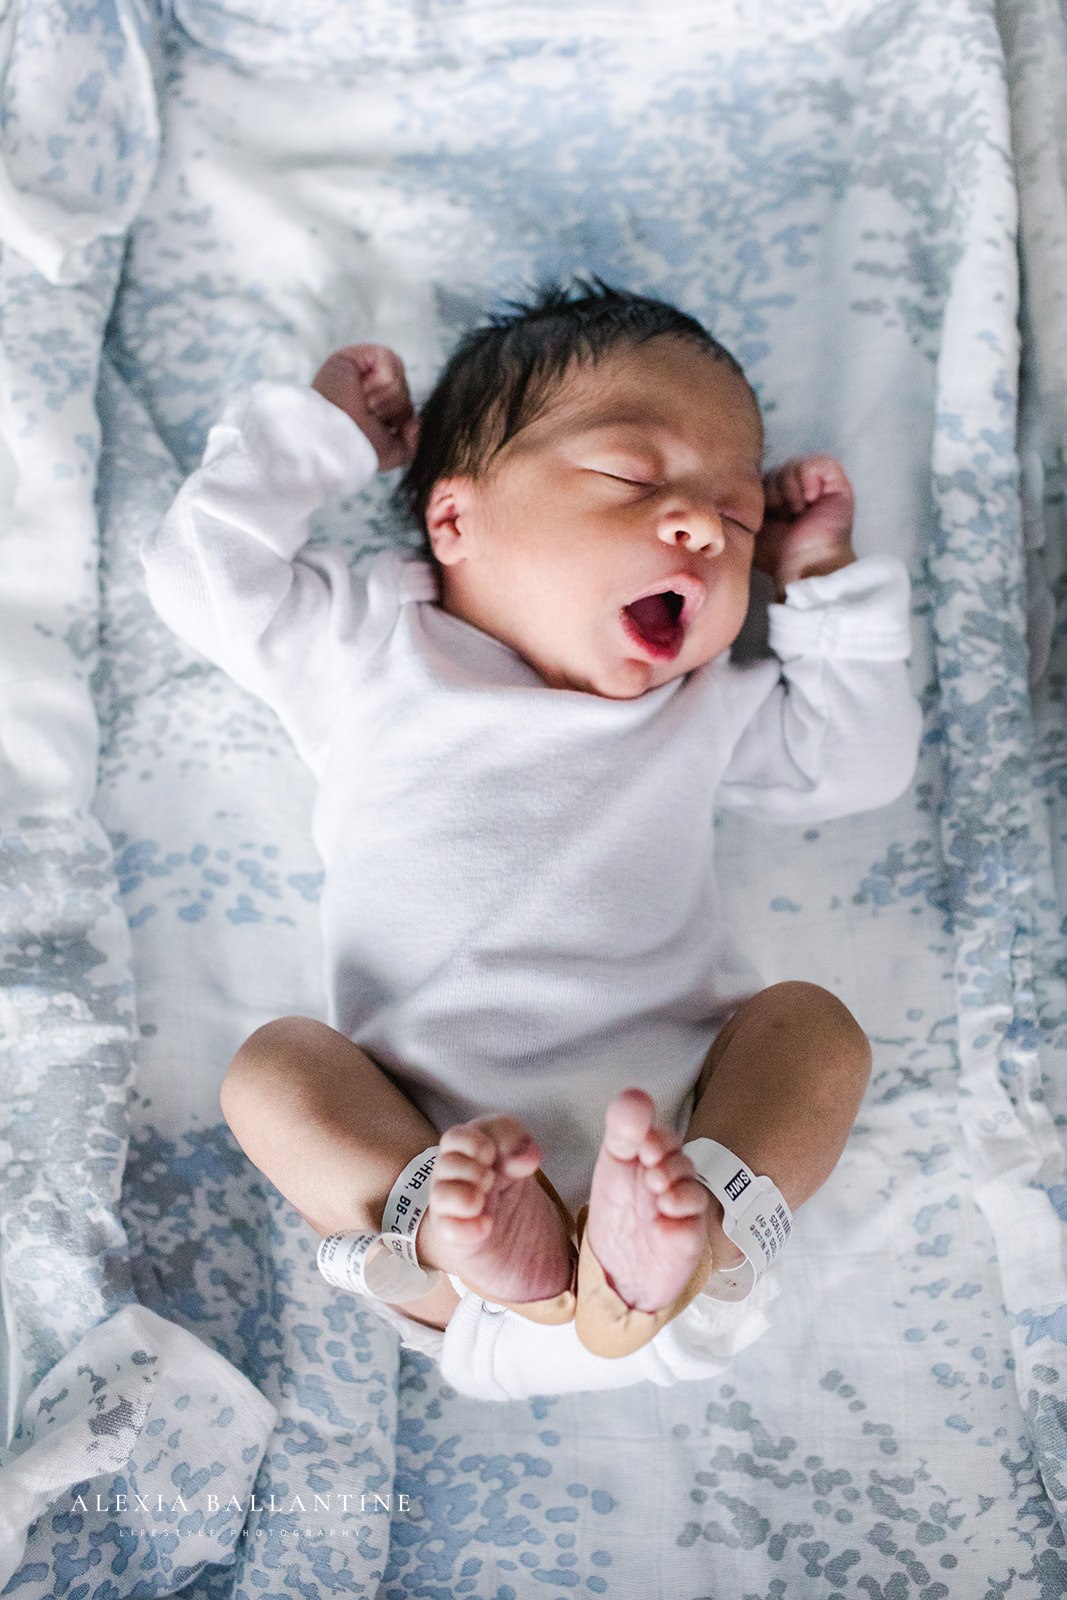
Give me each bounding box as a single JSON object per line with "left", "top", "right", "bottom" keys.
{"left": 583, "top": 462, "right": 661, "bottom": 489}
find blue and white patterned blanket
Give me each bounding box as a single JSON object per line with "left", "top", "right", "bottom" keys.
{"left": 3, "top": 1, "right": 1067, "bottom": 1594}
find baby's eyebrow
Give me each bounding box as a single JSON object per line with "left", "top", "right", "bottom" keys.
{"left": 558, "top": 416, "right": 765, "bottom": 494}
{"left": 566, "top": 417, "right": 658, "bottom": 443}
{"left": 570, "top": 414, "right": 760, "bottom": 458}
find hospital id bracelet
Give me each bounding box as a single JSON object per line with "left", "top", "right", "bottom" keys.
{"left": 681, "top": 1137, "right": 793, "bottom": 1303}
{"left": 379, "top": 1146, "right": 439, "bottom": 1269}
{"left": 317, "top": 1229, "right": 441, "bottom": 1303}
{"left": 317, "top": 1145, "right": 442, "bottom": 1305}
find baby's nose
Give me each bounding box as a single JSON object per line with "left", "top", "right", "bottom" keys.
{"left": 656, "top": 510, "right": 725, "bottom": 554}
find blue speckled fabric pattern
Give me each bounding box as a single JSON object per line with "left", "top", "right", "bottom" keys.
{"left": 3, "top": 0, "right": 1067, "bottom": 1594}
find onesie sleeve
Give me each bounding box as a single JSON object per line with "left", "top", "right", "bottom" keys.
{"left": 141, "top": 381, "right": 382, "bottom": 769}
{"left": 717, "top": 555, "right": 923, "bottom": 823}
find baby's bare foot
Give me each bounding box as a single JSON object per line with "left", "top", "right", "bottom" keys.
{"left": 584, "top": 1089, "right": 714, "bottom": 1312}
{"left": 426, "top": 1115, "right": 575, "bottom": 1304}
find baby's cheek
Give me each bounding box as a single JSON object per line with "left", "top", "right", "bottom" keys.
{"left": 704, "top": 582, "right": 750, "bottom": 656}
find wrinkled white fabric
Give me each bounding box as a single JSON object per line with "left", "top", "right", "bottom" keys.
{"left": 438, "top": 1270, "right": 781, "bottom": 1401}
{"left": 0, "top": 1306, "right": 276, "bottom": 1591}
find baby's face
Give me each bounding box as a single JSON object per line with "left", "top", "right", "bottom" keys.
{"left": 428, "top": 337, "right": 765, "bottom": 699}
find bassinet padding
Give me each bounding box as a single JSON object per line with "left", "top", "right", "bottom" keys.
{"left": 3, "top": 1, "right": 1067, "bottom": 1595}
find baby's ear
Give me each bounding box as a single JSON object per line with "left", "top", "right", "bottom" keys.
{"left": 425, "top": 478, "right": 478, "bottom": 565}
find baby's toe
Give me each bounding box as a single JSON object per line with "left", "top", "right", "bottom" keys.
{"left": 656, "top": 1175, "right": 711, "bottom": 1219}
{"left": 636, "top": 1124, "right": 684, "bottom": 1168}
{"left": 481, "top": 1114, "right": 541, "bottom": 1165}
{"left": 438, "top": 1122, "right": 492, "bottom": 1165}
{"left": 603, "top": 1089, "right": 656, "bottom": 1158}
{"left": 438, "top": 1122, "right": 497, "bottom": 1171}
{"left": 431, "top": 1152, "right": 494, "bottom": 1217}
{"left": 438, "top": 1116, "right": 542, "bottom": 1196}
{"left": 434, "top": 1149, "right": 492, "bottom": 1188}
{"left": 431, "top": 1179, "right": 485, "bottom": 1220}
{"left": 645, "top": 1147, "right": 695, "bottom": 1193}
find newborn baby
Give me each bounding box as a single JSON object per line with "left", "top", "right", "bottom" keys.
{"left": 143, "top": 281, "right": 922, "bottom": 1400}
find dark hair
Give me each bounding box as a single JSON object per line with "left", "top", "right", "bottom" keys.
{"left": 397, "top": 278, "right": 753, "bottom": 534}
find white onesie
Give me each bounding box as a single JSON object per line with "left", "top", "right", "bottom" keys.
{"left": 143, "top": 381, "right": 922, "bottom": 1224}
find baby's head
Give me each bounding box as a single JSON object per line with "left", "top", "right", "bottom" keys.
{"left": 400, "top": 281, "right": 765, "bottom": 700}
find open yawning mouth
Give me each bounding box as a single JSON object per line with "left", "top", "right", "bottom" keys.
{"left": 620, "top": 574, "right": 706, "bottom": 661}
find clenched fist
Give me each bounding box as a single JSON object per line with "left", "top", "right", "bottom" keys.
{"left": 312, "top": 344, "right": 420, "bottom": 472}
{"left": 756, "top": 454, "right": 857, "bottom": 599}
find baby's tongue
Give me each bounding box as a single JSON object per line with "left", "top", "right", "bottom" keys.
{"left": 625, "top": 593, "right": 677, "bottom": 647}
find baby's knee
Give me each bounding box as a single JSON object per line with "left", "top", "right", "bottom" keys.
{"left": 221, "top": 1015, "right": 312, "bottom": 1124}
{"left": 759, "top": 981, "right": 871, "bottom": 1078}
{"left": 227, "top": 1013, "right": 337, "bottom": 1077}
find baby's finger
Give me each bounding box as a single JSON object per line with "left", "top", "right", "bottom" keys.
{"left": 361, "top": 369, "right": 398, "bottom": 404}
{"left": 765, "top": 461, "right": 799, "bottom": 512}
{"left": 345, "top": 341, "right": 395, "bottom": 373}
{"left": 362, "top": 386, "right": 393, "bottom": 420}
{"left": 369, "top": 375, "right": 414, "bottom": 427}
{"left": 798, "top": 458, "right": 831, "bottom": 503}
{"left": 805, "top": 454, "right": 854, "bottom": 504}
{"left": 784, "top": 461, "right": 808, "bottom": 514}
{"left": 400, "top": 413, "right": 422, "bottom": 454}
{"left": 375, "top": 396, "right": 415, "bottom": 435}
{"left": 762, "top": 471, "right": 786, "bottom": 512}
{"left": 361, "top": 410, "right": 410, "bottom": 471}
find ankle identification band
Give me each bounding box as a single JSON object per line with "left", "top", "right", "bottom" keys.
{"left": 380, "top": 1147, "right": 439, "bottom": 1268}
{"left": 682, "top": 1137, "right": 793, "bottom": 1303}
{"left": 317, "top": 1145, "right": 442, "bottom": 1305}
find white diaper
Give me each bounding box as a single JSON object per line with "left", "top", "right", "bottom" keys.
{"left": 435, "top": 1267, "right": 781, "bottom": 1402}
{"left": 361, "top": 1296, "right": 448, "bottom": 1363}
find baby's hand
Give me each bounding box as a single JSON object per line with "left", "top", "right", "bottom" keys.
{"left": 756, "top": 454, "right": 857, "bottom": 599}
{"left": 311, "top": 343, "right": 420, "bottom": 471}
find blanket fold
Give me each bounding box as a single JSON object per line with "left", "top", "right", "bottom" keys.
{"left": 0, "top": 1303, "right": 277, "bottom": 1592}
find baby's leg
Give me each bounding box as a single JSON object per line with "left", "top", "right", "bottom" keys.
{"left": 580, "top": 980, "right": 870, "bottom": 1317}
{"left": 684, "top": 979, "right": 872, "bottom": 1271}
{"left": 438, "top": 983, "right": 870, "bottom": 1397}
{"left": 221, "top": 1017, "right": 574, "bottom": 1333}
{"left": 221, "top": 1017, "right": 463, "bottom": 1330}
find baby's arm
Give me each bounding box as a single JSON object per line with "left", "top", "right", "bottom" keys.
{"left": 719, "top": 455, "right": 922, "bottom": 822}
{"left": 141, "top": 347, "right": 414, "bottom": 766}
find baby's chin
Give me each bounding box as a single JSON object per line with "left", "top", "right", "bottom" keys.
{"left": 529, "top": 630, "right": 717, "bottom": 699}
{"left": 563, "top": 655, "right": 688, "bottom": 701}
